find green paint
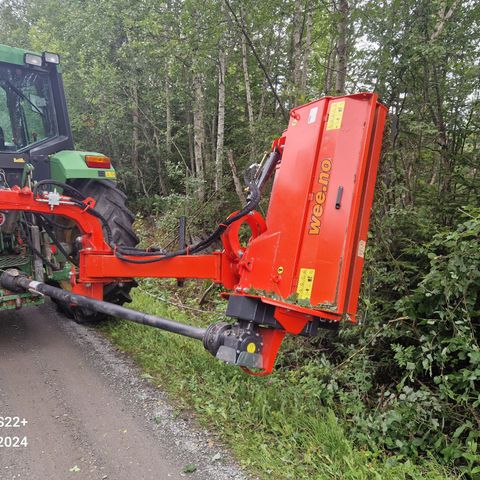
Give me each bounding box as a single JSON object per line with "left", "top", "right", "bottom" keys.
{"left": 0, "top": 291, "right": 44, "bottom": 310}
{"left": 49, "top": 150, "right": 116, "bottom": 182}
{"left": 50, "top": 262, "right": 72, "bottom": 282}
{"left": 0, "top": 43, "right": 34, "bottom": 66}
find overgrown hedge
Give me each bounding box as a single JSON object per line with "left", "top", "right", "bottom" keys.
{"left": 277, "top": 207, "right": 480, "bottom": 476}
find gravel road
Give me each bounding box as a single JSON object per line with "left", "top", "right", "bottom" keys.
{"left": 0, "top": 302, "right": 251, "bottom": 480}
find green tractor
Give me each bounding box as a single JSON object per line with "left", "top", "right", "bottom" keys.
{"left": 0, "top": 44, "right": 138, "bottom": 320}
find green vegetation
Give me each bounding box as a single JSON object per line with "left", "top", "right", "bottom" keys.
{"left": 1, "top": 0, "right": 479, "bottom": 477}
{"left": 102, "top": 207, "right": 479, "bottom": 478}
{"left": 102, "top": 285, "right": 459, "bottom": 480}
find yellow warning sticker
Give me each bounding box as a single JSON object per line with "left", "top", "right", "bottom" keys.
{"left": 13, "top": 157, "right": 25, "bottom": 163}
{"left": 105, "top": 171, "right": 116, "bottom": 178}
{"left": 326, "top": 100, "right": 345, "bottom": 130}
{"left": 296, "top": 268, "right": 316, "bottom": 301}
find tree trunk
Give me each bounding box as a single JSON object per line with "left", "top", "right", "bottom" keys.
{"left": 430, "top": 0, "right": 461, "bottom": 41}
{"left": 292, "top": 0, "right": 303, "bottom": 99}
{"left": 193, "top": 72, "right": 206, "bottom": 202}
{"left": 257, "top": 34, "right": 274, "bottom": 121}
{"left": 187, "top": 110, "right": 195, "bottom": 174}
{"left": 153, "top": 129, "right": 168, "bottom": 195}
{"left": 240, "top": 8, "right": 255, "bottom": 160}
{"left": 227, "top": 149, "right": 246, "bottom": 205}
{"left": 215, "top": 44, "right": 226, "bottom": 192}
{"left": 301, "top": 6, "right": 312, "bottom": 93}
{"left": 165, "top": 76, "right": 172, "bottom": 156}
{"left": 131, "top": 84, "right": 149, "bottom": 197}
{"left": 335, "top": 0, "right": 349, "bottom": 95}
{"left": 325, "top": 38, "right": 336, "bottom": 94}
{"left": 241, "top": 34, "right": 254, "bottom": 127}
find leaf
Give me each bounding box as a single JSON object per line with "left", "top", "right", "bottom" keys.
{"left": 69, "top": 466, "right": 81, "bottom": 473}
{"left": 183, "top": 464, "right": 197, "bottom": 474}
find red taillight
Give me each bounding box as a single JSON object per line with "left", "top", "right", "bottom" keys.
{"left": 84, "top": 155, "right": 111, "bottom": 169}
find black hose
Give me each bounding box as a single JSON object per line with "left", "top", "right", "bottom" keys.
{"left": 35, "top": 214, "right": 78, "bottom": 266}
{"left": 112, "top": 165, "right": 263, "bottom": 264}
{"left": 33, "top": 179, "right": 115, "bottom": 246}
{"left": 37, "top": 215, "right": 71, "bottom": 230}
{"left": 33, "top": 180, "right": 86, "bottom": 201}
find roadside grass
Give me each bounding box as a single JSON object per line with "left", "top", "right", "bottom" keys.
{"left": 100, "top": 285, "right": 459, "bottom": 480}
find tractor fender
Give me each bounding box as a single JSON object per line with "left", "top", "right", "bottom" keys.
{"left": 49, "top": 150, "right": 117, "bottom": 183}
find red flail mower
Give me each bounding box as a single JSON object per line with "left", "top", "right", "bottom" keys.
{"left": 0, "top": 93, "right": 387, "bottom": 375}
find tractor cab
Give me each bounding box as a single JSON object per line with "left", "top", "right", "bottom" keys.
{"left": 0, "top": 45, "right": 73, "bottom": 185}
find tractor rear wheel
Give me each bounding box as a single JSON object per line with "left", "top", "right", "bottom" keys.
{"left": 56, "top": 179, "right": 138, "bottom": 323}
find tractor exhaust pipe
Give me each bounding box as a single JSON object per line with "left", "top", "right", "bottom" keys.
{"left": 0, "top": 269, "right": 207, "bottom": 341}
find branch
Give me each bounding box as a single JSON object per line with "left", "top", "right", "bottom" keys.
{"left": 223, "top": 0, "right": 289, "bottom": 121}
{"left": 430, "top": 0, "right": 461, "bottom": 41}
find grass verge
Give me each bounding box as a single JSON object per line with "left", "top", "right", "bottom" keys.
{"left": 100, "top": 285, "right": 459, "bottom": 480}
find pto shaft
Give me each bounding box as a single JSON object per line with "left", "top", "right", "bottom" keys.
{"left": 0, "top": 269, "right": 206, "bottom": 340}
{"left": 0, "top": 269, "right": 267, "bottom": 372}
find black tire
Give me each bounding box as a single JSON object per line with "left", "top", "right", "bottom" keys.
{"left": 58, "top": 179, "right": 138, "bottom": 323}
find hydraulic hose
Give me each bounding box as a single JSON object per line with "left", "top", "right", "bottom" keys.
{"left": 33, "top": 180, "right": 86, "bottom": 201}
{"left": 112, "top": 162, "right": 265, "bottom": 264}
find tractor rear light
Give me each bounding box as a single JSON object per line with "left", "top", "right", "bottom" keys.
{"left": 84, "top": 155, "right": 111, "bottom": 169}
{"left": 24, "top": 53, "right": 43, "bottom": 67}
{"left": 43, "top": 52, "right": 60, "bottom": 64}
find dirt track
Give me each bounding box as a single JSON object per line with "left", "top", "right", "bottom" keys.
{"left": 0, "top": 302, "right": 249, "bottom": 480}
